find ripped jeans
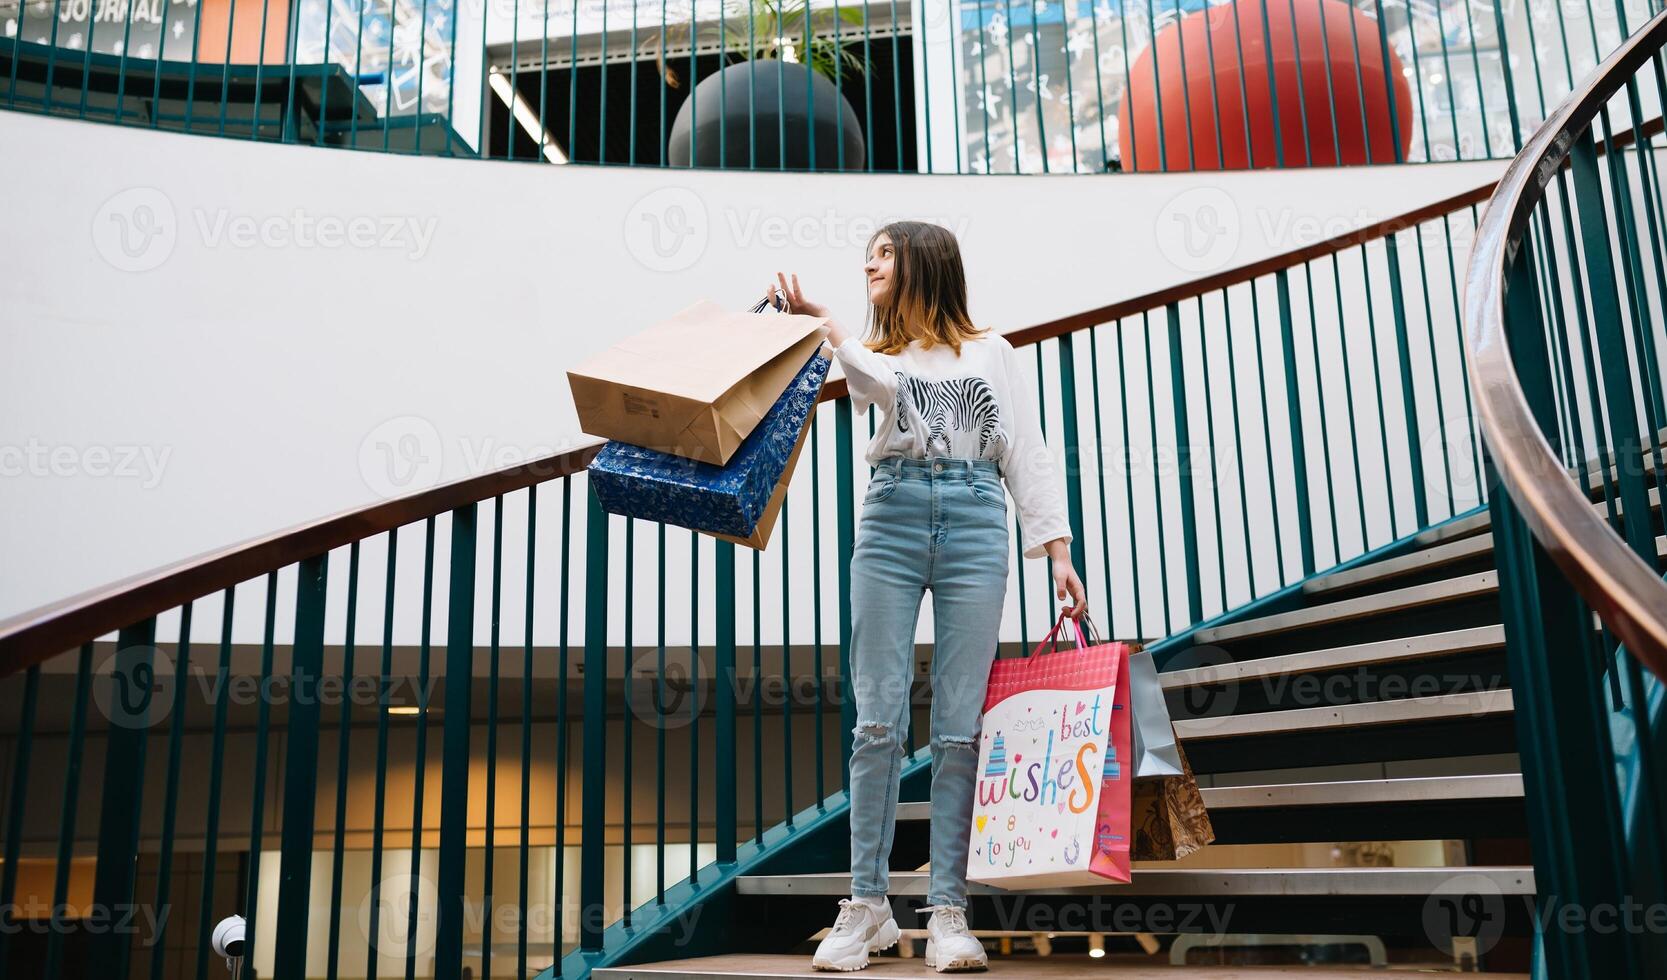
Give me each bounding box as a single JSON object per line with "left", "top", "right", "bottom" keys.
{"left": 847, "top": 456, "right": 1009, "bottom": 908}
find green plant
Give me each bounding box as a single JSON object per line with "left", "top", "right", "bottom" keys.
{"left": 648, "top": 0, "right": 870, "bottom": 90}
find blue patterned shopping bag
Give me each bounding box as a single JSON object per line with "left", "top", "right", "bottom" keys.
{"left": 588, "top": 345, "right": 829, "bottom": 546}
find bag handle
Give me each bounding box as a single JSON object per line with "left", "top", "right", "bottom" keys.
{"left": 754, "top": 288, "right": 786, "bottom": 314}
{"left": 1027, "top": 610, "right": 1088, "bottom": 658}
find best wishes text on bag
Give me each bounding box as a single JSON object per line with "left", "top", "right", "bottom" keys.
{"left": 969, "top": 613, "right": 1135, "bottom": 890}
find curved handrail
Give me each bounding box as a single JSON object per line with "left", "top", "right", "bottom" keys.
{"left": 1463, "top": 8, "right": 1667, "bottom": 675}
{"left": 0, "top": 176, "right": 1504, "bottom": 672}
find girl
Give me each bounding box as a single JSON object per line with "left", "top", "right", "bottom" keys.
{"left": 770, "top": 221, "right": 1086, "bottom": 973}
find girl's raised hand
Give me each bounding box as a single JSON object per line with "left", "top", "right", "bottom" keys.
{"left": 774, "top": 272, "right": 829, "bottom": 319}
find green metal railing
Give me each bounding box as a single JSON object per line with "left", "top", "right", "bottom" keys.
{"left": 0, "top": 169, "right": 1507, "bottom": 976}
{"left": 0, "top": 0, "right": 1660, "bottom": 170}
{"left": 1465, "top": 6, "right": 1667, "bottom": 976}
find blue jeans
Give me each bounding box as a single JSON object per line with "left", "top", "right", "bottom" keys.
{"left": 847, "top": 456, "right": 1010, "bottom": 908}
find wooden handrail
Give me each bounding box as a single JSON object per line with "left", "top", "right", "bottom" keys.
{"left": 1463, "top": 9, "right": 1667, "bottom": 675}
{"left": 0, "top": 167, "right": 1524, "bottom": 671}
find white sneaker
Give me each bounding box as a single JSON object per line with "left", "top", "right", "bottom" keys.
{"left": 811, "top": 897, "right": 901, "bottom": 971}
{"left": 921, "top": 904, "right": 987, "bottom": 972}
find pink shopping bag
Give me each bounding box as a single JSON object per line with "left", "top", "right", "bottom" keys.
{"left": 968, "top": 611, "right": 1135, "bottom": 889}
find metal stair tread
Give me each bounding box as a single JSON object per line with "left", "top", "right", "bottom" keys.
{"left": 1191, "top": 571, "right": 1497, "bottom": 645}
{"left": 896, "top": 774, "right": 1523, "bottom": 822}
{"left": 1303, "top": 532, "right": 1495, "bottom": 595}
{"left": 1171, "top": 690, "right": 1515, "bottom": 741}
{"left": 734, "top": 866, "right": 1536, "bottom": 897}
{"left": 593, "top": 954, "right": 1530, "bottom": 978}
{"left": 1161, "top": 624, "right": 1506, "bottom": 691}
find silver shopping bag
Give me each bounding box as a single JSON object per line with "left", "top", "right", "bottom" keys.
{"left": 1129, "top": 650, "right": 1184, "bottom": 779}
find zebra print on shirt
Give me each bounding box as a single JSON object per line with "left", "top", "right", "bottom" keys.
{"left": 893, "top": 372, "right": 1006, "bottom": 457}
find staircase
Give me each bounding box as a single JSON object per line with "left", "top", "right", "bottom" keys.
{"left": 575, "top": 471, "right": 1662, "bottom": 977}
{"left": 6, "top": 11, "right": 1667, "bottom": 977}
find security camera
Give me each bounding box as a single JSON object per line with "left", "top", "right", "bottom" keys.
{"left": 212, "top": 914, "right": 246, "bottom": 972}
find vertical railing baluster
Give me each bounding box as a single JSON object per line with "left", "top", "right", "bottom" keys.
{"left": 1356, "top": 244, "right": 1402, "bottom": 536}
{"left": 1195, "top": 297, "right": 1229, "bottom": 612}
{"left": 621, "top": 515, "right": 634, "bottom": 926}
{"left": 1410, "top": 223, "right": 1458, "bottom": 516}
{"left": 811, "top": 413, "right": 826, "bottom": 800}
{"left": 368, "top": 531, "right": 399, "bottom": 980}
{"left": 275, "top": 556, "right": 330, "bottom": 980}
{"left": 1281, "top": 0, "right": 1312, "bottom": 166}
{"left": 1221, "top": 290, "right": 1260, "bottom": 599}
{"left": 1057, "top": 333, "right": 1089, "bottom": 580}
{"left": 480, "top": 502, "right": 502, "bottom": 969}
{"left": 328, "top": 543, "right": 362, "bottom": 980}
{"left": 1570, "top": 129, "right": 1660, "bottom": 566}
{"left": 42, "top": 645, "right": 93, "bottom": 979}
{"left": 1115, "top": 319, "right": 1145, "bottom": 640}
{"left": 836, "top": 399, "right": 856, "bottom": 775}
{"left": 146, "top": 603, "right": 188, "bottom": 978}
{"left": 1141, "top": 312, "right": 1174, "bottom": 635}
{"left": 1300, "top": 264, "right": 1342, "bottom": 563}
{"left": 753, "top": 550, "right": 765, "bottom": 838}
{"left": 1087, "top": 324, "right": 1118, "bottom": 634}
{"left": 241, "top": 573, "right": 280, "bottom": 980}
{"left": 558, "top": 482, "right": 574, "bottom": 959}
{"left": 1250, "top": 285, "right": 1290, "bottom": 584}
{"left": 404, "top": 520, "right": 438, "bottom": 980}
{"left": 1442, "top": 209, "right": 1490, "bottom": 505}
{"left": 195, "top": 588, "right": 237, "bottom": 980}
{"left": 716, "top": 536, "right": 738, "bottom": 863}
{"left": 0, "top": 664, "right": 39, "bottom": 967}
{"left": 1329, "top": 254, "right": 1372, "bottom": 550}
{"left": 1382, "top": 235, "right": 1430, "bottom": 530}
{"left": 88, "top": 617, "right": 157, "bottom": 977}
{"left": 1166, "top": 302, "right": 1203, "bottom": 624}
{"left": 1274, "top": 269, "right": 1315, "bottom": 577}
{"left": 656, "top": 520, "right": 667, "bottom": 901}
{"left": 1489, "top": 238, "right": 1638, "bottom": 979}
{"left": 1369, "top": 0, "right": 1404, "bottom": 160}
{"left": 437, "top": 504, "right": 480, "bottom": 972}
{"left": 781, "top": 499, "right": 794, "bottom": 821}
{"left": 688, "top": 529, "right": 700, "bottom": 882}
{"left": 1173, "top": 0, "right": 1197, "bottom": 170}
{"left": 518, "top": 492, "right": 535, "bottom": 977}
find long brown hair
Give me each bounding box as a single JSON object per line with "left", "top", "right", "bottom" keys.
{"left": 864, "top": 221, "right": 988, "bottom": 355}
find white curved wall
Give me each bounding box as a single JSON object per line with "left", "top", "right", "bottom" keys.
{"left": 0, "top": 108, "right": 1508, "bottom": 646}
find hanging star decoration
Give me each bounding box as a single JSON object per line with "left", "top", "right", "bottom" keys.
{"left": 1066, "top": 28, "right": 1093, "bottom": 55}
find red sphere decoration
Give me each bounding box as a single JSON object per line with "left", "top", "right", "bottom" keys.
{"left": 1117, "top": 0, "right": 1414, "bottom": 170}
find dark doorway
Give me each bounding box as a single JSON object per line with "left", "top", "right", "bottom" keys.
{"left": 487, "top": 36, "right": 916, "bottom": 171}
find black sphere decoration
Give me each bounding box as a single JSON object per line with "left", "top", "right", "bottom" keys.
{"left": 668, "top": 59, "right": 867, "bottom": 171}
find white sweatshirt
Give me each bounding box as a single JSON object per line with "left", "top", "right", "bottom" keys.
{"left": 834, "top": 331, "right": 1074, "bottom": 559}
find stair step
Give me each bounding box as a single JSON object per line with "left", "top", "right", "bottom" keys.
{"left": 898, "top": 773, "right": 1523, "bottom": 823}
{"left": 1173, "top": 689, "right": 1514, "bottom": 741}
{"left": 1191, "top": 572, "right": 1497, "bottom": 647}
{"left": 1161, "top": 624, "right": 1507, "bottom": 693}
{"left": 735, "top": 866, "right": 1535, "bottom": 898}
{"left": 1303, "top": 532, "right": 1495, "bottom": 597}
{"left": 1200, "top": 772, "right": 1522, "bottom": 808}
{"left": 1416, "top": 508, "right": 1493, "bottom": 544}
{"left": 595, "top": 954, "right": 1527, "bottom": 978}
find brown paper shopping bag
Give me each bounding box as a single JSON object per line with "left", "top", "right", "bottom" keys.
{"left": 568, "top": 300, "right": 829, "bottom": 466}
{"left": 1130, "top": 740, "right": 1215, "bottom": 861}
{"left": 709, "top": 347, "right": 827, "bottom": 549}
